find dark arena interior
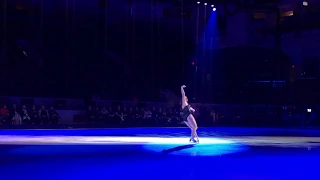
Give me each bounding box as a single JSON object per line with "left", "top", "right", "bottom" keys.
{"left": 1, "top": 0, "right": 320, "bottom": 179}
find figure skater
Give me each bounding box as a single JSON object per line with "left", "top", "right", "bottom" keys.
{"left": 181, "top": 85, "right": 199, "bottom": 143}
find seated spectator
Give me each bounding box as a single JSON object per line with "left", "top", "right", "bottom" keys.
{"left": 0, "top": 105, "right": 9, "bottom": 125}
{"left": 210, "top": 110, "right": 217, "bottom": 125}
{"left": 100, "top": 107, "right": 108, "bottom": 124}
{"left": 30, "top": 105, "right": 40, "bottom": 124}
{"left": 122, "top": 107, "right": 128, "bottom": 124}
{"left": 134, "top": 107, "right": 142, "bottom": 125}
{"left": 144, "top": 108, "right": 152, "bottom": 119}
{"left": 11, "top": 104, "right": 22, "bottom": 125}
{"left": 49, "top": 106, "right": 60, "bottom": 124}
{"left": 143, "top": 108, "right": 152, "bottom": 125}
{"left": 39, "top": 105, "right": 49, "bottom": 124}
{"left": 115, "top": 105, "right": 124, "bottom": 124}
{"left": 127, "top": 107, "right": 135, "bottom": 125}
{"left": 21, "top": 105, "right": 31, "bottom": 124}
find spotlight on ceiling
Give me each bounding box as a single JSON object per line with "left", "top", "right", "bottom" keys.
{"left": 204, "top": 3, "right": 207, "bottom": 5}
{"left": 303, "top": 1, "right": 308, "bottom": 6}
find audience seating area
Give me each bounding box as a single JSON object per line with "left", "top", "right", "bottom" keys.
{"left": 0, "top": 96, "right": 318, "bottom": 128}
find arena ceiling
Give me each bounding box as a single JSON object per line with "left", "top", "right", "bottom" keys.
{"left": 7, "top": 0, "right": 285, "bottom": 9}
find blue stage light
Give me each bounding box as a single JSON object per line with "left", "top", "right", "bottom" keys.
{"left": 213, "top": 8, "right": 216, "bottom": 11}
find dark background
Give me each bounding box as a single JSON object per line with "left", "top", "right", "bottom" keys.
{"left": 0, "top": 0, "right": 319, "bottom": 104}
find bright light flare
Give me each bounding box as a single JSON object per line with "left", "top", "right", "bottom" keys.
{"left": 1, "top": 135, "right": 320, "bottom": 148}
{"left": 0, "top": 135, "right": 235, "bottom": 145}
